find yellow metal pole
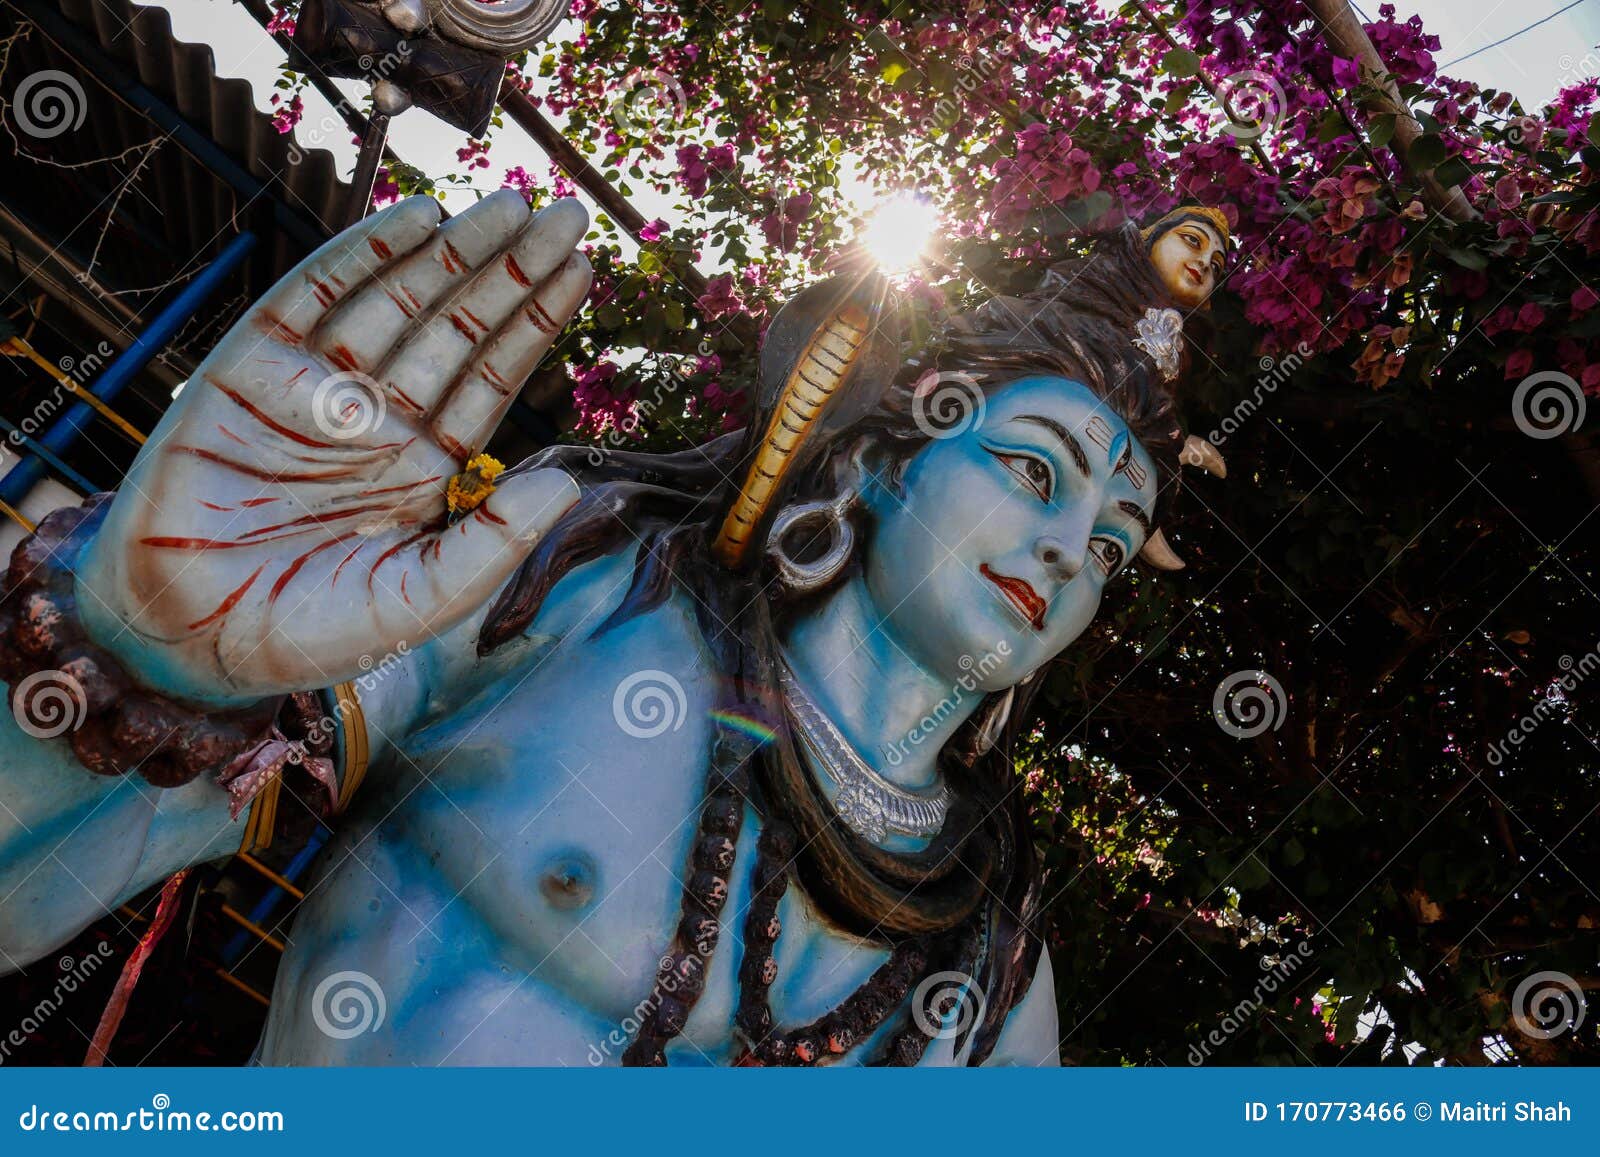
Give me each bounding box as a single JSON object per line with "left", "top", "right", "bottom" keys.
{"left": 2, "top": 337, "right": 147, "bottom": 446}
{"left": 0, "top": 498, "right": 35, "bottom": 532}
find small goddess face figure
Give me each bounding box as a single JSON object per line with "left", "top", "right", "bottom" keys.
{"left": 857, "top": 375, "right": 1158, "bottom": 690}
{"left": 1148, "top": 217, "right": 1227, "bottom": 309}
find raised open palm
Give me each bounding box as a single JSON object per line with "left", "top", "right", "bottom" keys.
{"left": 81, "top": 191, "right": 592, "bottom": 703}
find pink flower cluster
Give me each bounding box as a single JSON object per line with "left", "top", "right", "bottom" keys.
{"left": 988, "top": 124, "right": 1102, "bottom": 232}
{"left": 269, "top": 92, "right": 303, "bottom": 135}
{"left": 513, "top": 0, "right": 1600, "bottom": 431}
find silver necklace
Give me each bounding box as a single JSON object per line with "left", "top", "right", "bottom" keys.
{"left": 778, "top": 661, "right": 952, "bottom": 843}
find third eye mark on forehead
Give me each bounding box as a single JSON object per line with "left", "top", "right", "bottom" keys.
{"left": 1009, "top": 413, "right": 1153, "bottom": 525}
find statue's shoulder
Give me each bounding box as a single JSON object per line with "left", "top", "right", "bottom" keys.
{"left": 500, "top": 539, "right": 702, "bottom": 650}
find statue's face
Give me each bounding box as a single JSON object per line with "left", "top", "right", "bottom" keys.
{"left": 1149, "top": 219, "right": 1225, "bottom": 308}
{"left": 860, "top": 376, "right": 1157, "bottom": 688}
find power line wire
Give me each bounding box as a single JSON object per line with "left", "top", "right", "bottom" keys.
{"left": 1441, "top": 0, "right": 1591, "bottom": 69}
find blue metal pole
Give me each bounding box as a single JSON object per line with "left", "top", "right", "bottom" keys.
{"left": 0, "top": 416, "right": 98, "bottom": 494}
{"left": 0, "top": 231, "right": 258, "bottom": 507}
{"left": 222, "top": 827, "right": 330, "bottom": 967}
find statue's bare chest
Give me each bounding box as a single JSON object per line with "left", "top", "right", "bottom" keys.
{"left": 345, "top": 590, "right": 892, "bottom": 1061}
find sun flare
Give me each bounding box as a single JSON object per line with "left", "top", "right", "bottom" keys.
{"left": 860, "top": 193, "right": 940, "bottom": 272}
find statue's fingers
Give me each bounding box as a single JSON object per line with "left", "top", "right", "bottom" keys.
{"left": 413, "top": 198, "right": 588, "bottom": 376}
{"left": 361, "top": 467, "right": 580, "bottom": 647}
{"left": 236, "top": 197, "right": 441, "bottom": 360}
{"left": 431, "top": 253, "right": 593, "bottom": 456}
{"left": 375, "top": 201, "right": 587, "bottom": 452}
{"left": 309, "top": 190, "right": 533, "bottom": 378}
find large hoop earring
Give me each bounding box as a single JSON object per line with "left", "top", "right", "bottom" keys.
{"left": 974, "top": 687, "right": 1015, "bottom": 757}
{"left": 766, "top": 491, "right": 856, "bottom": 594}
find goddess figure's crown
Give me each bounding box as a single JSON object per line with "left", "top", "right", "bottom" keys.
{"left": 1139, "top": 205, "right": 1233, "bottom": 248}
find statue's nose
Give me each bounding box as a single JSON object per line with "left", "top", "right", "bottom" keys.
{"left": 1034, "top": 534, "right": 1083, "bottom": 582}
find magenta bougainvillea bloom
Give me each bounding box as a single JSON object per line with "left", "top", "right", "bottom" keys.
{"left": 394, "top": 0, "right": 1600, "bottom": 429}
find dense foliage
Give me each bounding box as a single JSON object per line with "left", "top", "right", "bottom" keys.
{"left": 272, "top": 0, "right": 1600, "bottom": 1063}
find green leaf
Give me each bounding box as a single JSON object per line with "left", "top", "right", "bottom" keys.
{"left": 1436, "top": 243, "right": 1488, "bottom": 271}
{"left": 1591, "top": 118, "right": 1600, "bottom": 148}
{"left": 1160, "top": 48, "right": 1201, "bottom": 78}
{"left": 1433, "top": 156, "right": 1473, "bottom": 188}
{"left": 1407, "top": 133, "right": 1448, "bottom": 170}
{"left": 1235, "top": 854, "right": 1270, "bottom": 891}
{"left": 1367, "top": 113, "right": 1396, "bottom": 150}
{"left": 1334, "top": 1007, "right": 1361, "bottom": 1046}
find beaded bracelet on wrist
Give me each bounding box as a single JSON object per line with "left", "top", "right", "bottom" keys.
{"left": 0, "top": 495, "right": 339, "bottom": 833}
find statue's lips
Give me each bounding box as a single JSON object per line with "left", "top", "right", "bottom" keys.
{"left": 980, "top": 564, "right": 1046, "bottom": 631}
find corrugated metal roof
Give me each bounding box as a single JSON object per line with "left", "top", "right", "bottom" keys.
{"left": 1, "top": 0, "right": 349, "bottom": 355}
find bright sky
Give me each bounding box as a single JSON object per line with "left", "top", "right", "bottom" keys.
{"left": 151, "top": 0, "right": 1600, "bottom": 251}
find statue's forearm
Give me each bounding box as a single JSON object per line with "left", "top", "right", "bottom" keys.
{"left": 0, "top": 711, "right": 240, "bottom": 976}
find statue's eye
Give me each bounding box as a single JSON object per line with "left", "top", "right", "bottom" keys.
{"left": 992, "top": 451, "right": 1053, "bottom": 502}
{"left": 1089, "top": 537, "right": 1126, "bottom": 578}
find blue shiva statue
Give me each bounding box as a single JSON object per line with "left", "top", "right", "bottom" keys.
{"left": 0, "top": 192, "right": 1230, "bottom": 1065}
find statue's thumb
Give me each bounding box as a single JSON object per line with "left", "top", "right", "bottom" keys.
{"left": 428, "top": 467, "right": 581, "bottom": 603}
